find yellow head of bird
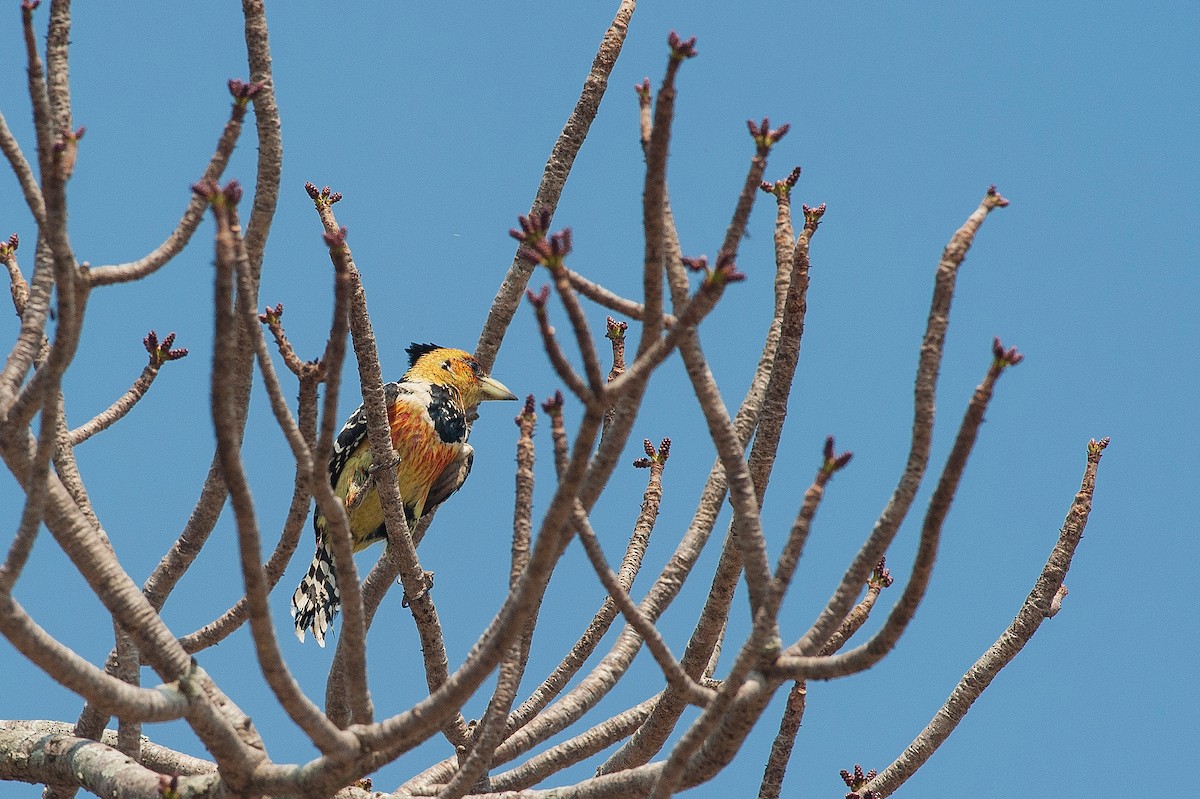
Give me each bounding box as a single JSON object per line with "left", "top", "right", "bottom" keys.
{"left": 403, "top": 343, "right": 517, "bottom": 409}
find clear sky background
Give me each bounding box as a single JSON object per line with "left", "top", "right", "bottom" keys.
{"left": 2, "top": 2, "right": 1197, "bottom": 797}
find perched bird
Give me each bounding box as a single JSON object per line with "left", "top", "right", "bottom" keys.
{"left": 292, "top": 343, "right": 516, "bottom": 646}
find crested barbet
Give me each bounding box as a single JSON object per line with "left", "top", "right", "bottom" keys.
{"left": 292, "top": 343, "right": 516, "bottom": 646}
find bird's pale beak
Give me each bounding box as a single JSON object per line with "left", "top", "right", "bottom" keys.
{"left": 479, "top": 375, "right": 517, "bottom": 401}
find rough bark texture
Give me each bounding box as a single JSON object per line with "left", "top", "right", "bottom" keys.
{"left": 0, "top": 4, "right": 1102, "bottom": 799}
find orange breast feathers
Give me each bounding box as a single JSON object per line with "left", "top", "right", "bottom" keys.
{"left": 386, "top": 399, "right": 462, "bottom": 518}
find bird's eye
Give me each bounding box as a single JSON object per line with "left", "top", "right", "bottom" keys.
{"left": 441, "top": 360, "right": 452, "bottom": 370}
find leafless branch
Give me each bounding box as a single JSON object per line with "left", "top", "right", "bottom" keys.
{"left": 795, "top": 186, "right": 1011, "bottom": 657}
{"left": 87, "top": 81, "right": 261, "bottom": 287}
{"left": 575, "top": 503, "right": 715, "bottom": 707}
{"left": 0, "top": 113, "right": 45, "bottom": 224}
{"left": 774, "top": 337, "right": 1025, "bottom": 679}
{"left": 66, "top": 331, "right": 188, "bottom": 444}
{"left": 203, "top": 179, "right": 355, "bottom": 754}
{"left": 476, "top": 0, "right": 637, "bottom": 371}
{"left": 0, "top": 2, "right": 1102, "bottom": 796}
{"left": 500, "top": 436, "right": 664, "bottom": 741}
{"left": 300, "top": 201, "right": 373, "bottom": 728}
{"left": 859, "top": 438, "right": 1109, "bottom": 798}
{"left": 758, "top": 560, "right": 892, "bottom": 799}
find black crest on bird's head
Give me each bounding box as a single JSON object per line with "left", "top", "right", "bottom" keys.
{"left": 406, "top": 342, "right": 446, "bottom": 370}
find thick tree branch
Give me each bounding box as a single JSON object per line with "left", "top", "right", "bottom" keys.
{"left": 0, "top": 725, "right": 220, "bottom": 799}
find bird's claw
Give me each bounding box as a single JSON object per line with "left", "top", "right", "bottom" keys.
{"left": 369, "top": 454, "right": 401, "bottom": 475}
{"left": 401, "top": 570, "right": 435, "bottom": 607}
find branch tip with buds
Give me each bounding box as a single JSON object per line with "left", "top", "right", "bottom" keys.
{"left": 258, "top": 302, "right": 284, "bottom": 330}
{"left": 190, "top": 178, "right": 242, "bottom": 208}
{"left": 840, "top": 764, "right": 880, "bottom": 799}
{"left": 509, "top": 208, "right": 554, "bottom": 248}
{"left": 633, "top": 437, "right": 670, "bottom": 468}
{"left": 667, "top": 30, "right": 698, "bottom": 61}
{"left": 515, "top": 394, "right": 537, "bottom": 426}
{"left": 802, "top": 202, "right": 827, "bottom": 232}
{"left": 223, "top": 180, "right": 243, "bottom": 206}
{"left": 682, "top": 254, "right": 746, "bottom": 288}
{"left": 869, "top": 558, "right": 894, "bottom": 590}
{"left": 821, "top": 435, "right": 853, "bottom": 477}
{"left": 517, "top": 227, "right": 573, "bottom": 271}
{"left": 227, "top": 79, "right": 265, "bottom": 109}
{"left": 635, "top": 77, "right": 652, "bottom": 104}
{"left": 540, "top": 390, "right": 565, "bottom": 417}
{"left": 526, "top": 285, "right": 551, "bottom": 309}
{"left": 143, "top": 330, "right": 189, "bottom": 367}
{"left": 304, "top": 182, "right": 342, "bottom": 206}
{"left": 761, "top": 166, "right": 802, "bottom": 197}
{"left": 991, "top": 337, "right": 1024, "bottom": 369}
{"left": 748, "top": 117, "right": 790, "bottom": 153}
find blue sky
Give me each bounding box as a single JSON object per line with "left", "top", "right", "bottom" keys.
{"left": 2, "top": 2, "right": 1197, "bottom": 797}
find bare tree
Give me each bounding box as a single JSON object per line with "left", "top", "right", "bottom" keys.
{"left": 0, "top": 3, "right": 1107, "bottom": 798}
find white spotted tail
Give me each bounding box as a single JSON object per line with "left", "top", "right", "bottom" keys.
{"left": 291, "top": 542, "right": 339, "bottom": 647}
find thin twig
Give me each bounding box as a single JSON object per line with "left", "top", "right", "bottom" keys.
{"left": 542, "top": 391, "right": 569, "bottom": 480}
{"left": 637, "top": 32, "right": 697, "bottom": 358}
{"left": 0, "top": 238, "right": 53, "bottom": 405}
{"left": 87, "top": 82, "right": 260, "bottom": 286}
{"left": 205, "top": 181, "right": 355, "bottom": 754}
{"left": 305, "top": 220, "right": 373, "bottom": 729}
{"left": 475, "top": 0, "right": 637, "bottom": 371}
{"left": 176, "top": 304, "right": 322, "bottom": 655}
{"left": 500, "top": 437, "right": 664, "bottom": 741}
{"left": 860, "top": 439, "right": 1108, "bottom": 798}
{"left": 772, "top": 437, "right": 853, "bottom": 603}
{"left": 575, "top": 504, "right": 714, "bottom": 707}
{"left": 775, "top": 338, "right": 1025, "bottom": 678}
{"left": 757, "top": 560, "right": 891, "bottom": 799}
{"left": 130, "top": 92, "right": 282, "bottom": 655}
{"left": 240, "top": 0, "right": 283, "bottom": 280}
{"left": 613, "top": 159, "right": 811, "bottom": 771}
{"left": 566, "top": 267, "right": 675, "bottom": 326}
{"left": 525, "top": 283, "right": 591, "bottom": 401}
{"left": 67, "top": 332, "right": 188, "bottom": 444}
{"left": 0, "top": 383, "right": 57, "bottom": 594}
{"left": 432, "top": 400, "right": 540, "bottom": 799}
{"left": 0, "top": 111, "right": 45, "bottom": 224}
{"left": 796, "top": 186, "right": 1010, "bottom": 656}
